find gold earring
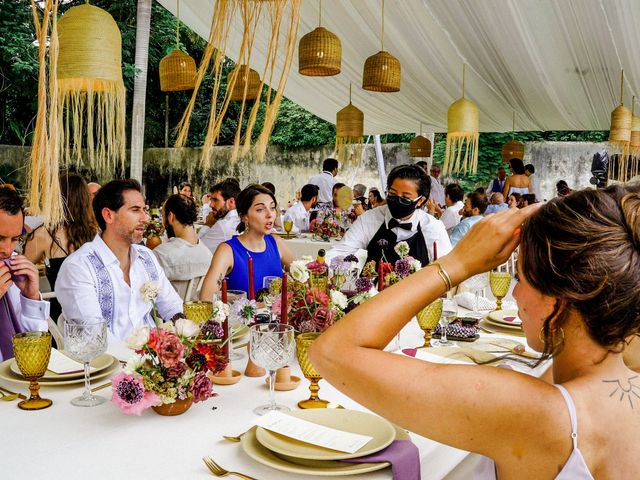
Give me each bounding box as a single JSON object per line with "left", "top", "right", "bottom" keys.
{"left": 539, "top": 326, "right": 565, "bottom": 349}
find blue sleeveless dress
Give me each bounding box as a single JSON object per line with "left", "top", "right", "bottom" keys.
{"left": 226, "top": 235, "right": 283, "bottom": 292}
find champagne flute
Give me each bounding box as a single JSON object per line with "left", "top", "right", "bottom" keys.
{"left": 63, "top": 319, "right": 107, "bottom": 407}
{"left": 432, "top": 298, "right": 457, "bottom": 347}
{"left": 490, "top": 271, "right": 512, "bottom": 310}
{"left": 12, "top": 332, "right": 53, "bottom": 410}
{"left": 249, "top": 323, "right": 295, "bottom": 415}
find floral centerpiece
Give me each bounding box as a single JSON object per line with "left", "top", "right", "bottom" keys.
{"left": 309, "top": 205, "right": 351, "bottom": 240}
{"left": 362, "top": 241, "right": 422, "bottom": 290}
{"left": 143, "top": 218, "right": 164, "bottom": 239}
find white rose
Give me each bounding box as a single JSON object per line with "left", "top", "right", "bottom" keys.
{"left": 411, "top": 259, "right": 422, "bottom": 273}
{"left": 212, "top": 301, "right": 230, "bottom": 323}
{"left": 124, "top": 354, "right": 146, "bottom": 374}
{"left": 330, "top": 290, "right": 348, "bottom": 310}
{"left": 290, "top": 260, "right": 310, "bottom": 283}
{"left": 140, "top": 281, "right": 161, "bottom": 303}
{"left": 126, "top": 326, "right": 150, "bottom": 350}
{"left": 175, "top": 318, "right": 199, "bottom": 338}
{"left": 158, "top": 322, "right": 176, "bottom": 333}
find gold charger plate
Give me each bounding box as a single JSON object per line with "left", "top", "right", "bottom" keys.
{"left": 256, "top": 409, "right": 396, "bottom": 461}
{"left": 480, "top": 319, "right": 526, "bottom": 337}
{"left": 10, "top": 352, "right": 113, "bottom": 380}
{"left": 484, "top": 316, "right": 522, "bottom": 331}
{"left": 487, "top": 309, "right": 522, "bottom": 327}
{"left": 275, "top": 231, "right": 299, "bottom": 240}
{"left": 242, "top": 425, "right": 408, "bottom": 477}
{"left": 0, "top": 355, "right": 120, "bottom": 386}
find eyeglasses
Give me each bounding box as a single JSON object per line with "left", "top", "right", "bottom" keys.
{"left": 386, "top": 194, "right": 423, "bottom": 206}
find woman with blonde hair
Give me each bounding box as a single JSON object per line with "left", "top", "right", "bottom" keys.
{"left": 311, "top": 185, "right": 640, "bottom": 478}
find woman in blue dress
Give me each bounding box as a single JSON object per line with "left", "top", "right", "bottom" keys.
{"left": 200, "top": 184, "right": 295, "bottom": 299}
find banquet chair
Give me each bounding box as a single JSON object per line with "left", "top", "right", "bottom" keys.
{"left": 177, "top": 276, "right": 205, "bottom": 302}
{"left": 47, "top": 316, "right": 64, "bottom": 349}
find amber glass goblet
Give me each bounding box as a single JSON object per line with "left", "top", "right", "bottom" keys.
{"left": 12, "top": 332, "right": 53, "bottom": 410}
{"left": 489, "top": 271, "right": 512, "bottom": 310}
{"left": 296, "top": 332, "right": 330, "bottom": 409}
{"left": 416, "top": 299, "right": 443, "bottom": 347}
{"left": 283, "top": 220, "right": 294, "bottom": 236}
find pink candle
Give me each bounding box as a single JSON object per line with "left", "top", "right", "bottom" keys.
{"left": 433, "top": 241, "right": 438, "bottom": 261}
{"left": 281, "top": 272, "right": 288, "bottom": 324}
{"left": 378, "top": 262, "right": 384, "bottom": 291}
{"left": 248, "top": 255, "right": 255, "bottom": 300}
{"left": 221, "top": 279, "right": 229, "bottom": 359}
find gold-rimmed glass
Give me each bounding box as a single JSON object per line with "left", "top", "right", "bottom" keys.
{"left": 490, "top": 271, "right": 512, "bottom": 310}
{"left": 416, "top": 299, "right": 443, "bottom": 347}
{"left": 183, "top": 301, "right": 213, "bottom": 324}
{"left": 12, "top": 332, "right": 53, "bottom": 410}
{"left": 296, "top": 332, "right": 330, "bottom": 409}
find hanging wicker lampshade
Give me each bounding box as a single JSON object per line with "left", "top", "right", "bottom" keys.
{"left": 229, "top": 65, "right": 262, "bottom": 101}
{"left": 299, "top": 27, "right": 341, "bottom": 76}
{"left": 608, "top": 71, "right": 632, "bottom": 182}
{"left": 362, "top": 51, "right": 401, "bottom": 92}
{"left": 336, "top": 86, "right": 364, "bottom": 165}
{"left": 160, "top": 49, "right": 196, "bottom": 92}
{"left": 610, "top": 104, "right": 632, "bottom": 145}
{"left": 409, "top": 135, "right": 432, "bottom": 157}
{"left": 501, "top": 139, "right": 524, "bottom": 162}
{"left": 444, "top": 97, "right": 479, "bottom": 175}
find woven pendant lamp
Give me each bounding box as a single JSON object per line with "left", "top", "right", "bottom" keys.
{"left": 444, "top": 64, "right": 479, "bottom": 175}
{"left": 409, "top": 123, "right": 431, "bottom": 157}
{"left": 159, "top": 1, "right": 196, "bottom": 92}
{"left": 629, "top": 97, "right": 640, "bottom": 180}
{"left": 362, "top": 0, "right": 400, "bottom": 92}
{"left": 57, "top": 3, "right": 126, "bottom": 173}
{"left": 229, "top": 65, "right": 262, "bottom": 101}
{"left": 336, "top": 85, "right": 364, "bottom": 165}
{"left": 609, "top": 71, "right": 632, "bottom": 182}
{"left": 501, "top": 112, "right": 524, "bottom": 162}
{"left": 299, "top": 0, "right": 341, "bottom": 76}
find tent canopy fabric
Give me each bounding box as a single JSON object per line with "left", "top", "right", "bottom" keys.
{"left": 157, "top": 0, "right": 640, "bottom": 135}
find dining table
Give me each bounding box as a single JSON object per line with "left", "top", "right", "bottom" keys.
{"left": 1, "top": 301, "right": 543, "bottom": 480}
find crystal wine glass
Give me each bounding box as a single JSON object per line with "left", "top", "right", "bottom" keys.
{"left": 249, "top": 323, "right": 295, "bottom": 415}
{"left": 461, "top": 272, "right": 489, "bottom": 314}
{"left": 489, "top": 271, "right": 512, "bottom": 310}
{"left": 63, "top": 319, "right": 108, "bottom": 407}
{"left": 12, "top": 332, "right": 53, "bottom": 410}
{"left": 432, "top": 298, "right": 458, "bottom": 347}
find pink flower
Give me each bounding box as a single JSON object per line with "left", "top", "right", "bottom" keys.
{"left": 156, "top": 333, "right": 185, "bottom": 367}
{"left": 192, "top": 372, "right": 215, "bottom": 403}
{"left": 166, "top": 362, "right": 187, "bottom": 379}
{"left": 312, "top": 306, "right": 335, "bottom": 332}
{"left": 111, "top": 372, "right": 160, "bottom": 415}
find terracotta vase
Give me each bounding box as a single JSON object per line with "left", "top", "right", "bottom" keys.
{"left": 152, "top": 397, "right": 193, "bottom": 416}
{"left": 145, "top": 235, "right": 162, "bottom": 250}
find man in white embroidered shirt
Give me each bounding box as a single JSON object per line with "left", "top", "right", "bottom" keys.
{"left": 200, "top": 178, "right": 241, "bottom": 254}
{"left": 328, "top": 165, "right": 452, "bottom": 266}
{"left": 308, "top": 158, "right": 338, "bottom": 206}
{"left": 0, "top": 187, "right": 49, "bottom": 361}
{"left": 55, "top": 179, "right": 184, "bottom": 341}
{"left": 282, "top": 184, "right": 318, "bottom": 232}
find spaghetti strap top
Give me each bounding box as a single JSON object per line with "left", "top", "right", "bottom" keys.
{"left": 506, "top": 186, "right": 529, "bottom": 197}
{"left": 225, "top": 235, "right": 283, "bottom": 293}
{"left": 475, "top": 384, "right": 594, "bottom": 479}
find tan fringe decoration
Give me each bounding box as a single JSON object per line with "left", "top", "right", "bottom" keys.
{"left": 335, "top": 85, "right": 364, "bottom": 165}
{"left": 56, "top": 4, "right": 126, "bottom": 175}
{"left": 628, "top": 98, "right": 640, "bottom": 182}
{"left": 444, "top": 65, "right": 479, "bottom": 176}
{"left": 609, "top": 71, "right": 632, "bottom": 182}
{"left": 28, "top": 0, "right": 64, "bottom": 228}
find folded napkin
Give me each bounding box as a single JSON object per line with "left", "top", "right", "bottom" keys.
{"left": 402, "top": 347, "right": 497, "bottom": 364}
{"left": 342, "top": 440, "right": 421, "bottom": 480}
{"left": 454, "top": 292, "right": 517, "bottom": 312}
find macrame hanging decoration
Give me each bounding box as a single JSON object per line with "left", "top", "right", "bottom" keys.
{"left": 501, "top": 112, "right": 524, "bottom": 163}
{"left": 335, "top": 84, "right": 364, "bottom": 165}
{"left": 409, "top": 123, "right": 431, "bottom": 157}
{"left": 28, "top": 0, "right": 64, "bottom": 228}
{"left": 298, "top": 0, "right": 341, "bottom": 76}
{"left": 362, "top": 0, "right": 400, "bottom": 92}
{"left": 609, "top": 70, "right": 632, "bottom": 182}
{"left": 444, "top": 64, "right": 479, "bottom": 176}
{"left": 56, "top": 2, "right": 126, "bottom": 175}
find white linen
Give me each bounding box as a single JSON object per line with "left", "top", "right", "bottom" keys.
{"left": 153, "top": 237, "right": 212, "bottom": 281}
{"left": 200, "top": 209, "right": 240, "bottom": 254}
{"left": 55, "top": 235, "right": 183, "bottom": 342}
{"left": 440, "top": 200, "right": 464, "bottom": 232}
{"left": 430, "top": 176, "right": 445, "bottom": 206}
{"left": 308, "top": 171, "right": 337, "bottom": 204}
{"left": 0, "top": 285, "right": 49, "bottom": 362}
{"left": 282, "top": 201, "right": 310, "bottom": 233}
{"left": 327, "top": 205, "right": 452, "bottom": 262}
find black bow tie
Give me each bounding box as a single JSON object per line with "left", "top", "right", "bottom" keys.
{"left": 388, "top": 218, "right": 413, "bottom": 231}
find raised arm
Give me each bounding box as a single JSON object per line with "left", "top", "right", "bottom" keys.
{"left": 199, "top": 243, "right": 233, "bottom": 301}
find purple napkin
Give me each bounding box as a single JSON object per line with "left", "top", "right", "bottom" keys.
{"left": 2, "top": 258, "right": 26, "bottom": 283}
{"left": 342, "top": 440, "right": 421, "bottom": 480}
{"left": 402, "top": 348, "right": 418, "bottom": 357}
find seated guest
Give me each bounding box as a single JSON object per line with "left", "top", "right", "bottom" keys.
{"left": 200, "top": 185, "right": 295, "bottom": 298}
{"left": 0, "top": 187, "right": 49, "bottom": 361}
{"left": 484, "top": 192, "right": 509, "bottom": 215}
{"left": 261, "top": 182, "right": 283, "bottom": 230}
{"left": 178, "top": 181, "right": 193, "bottom": 198}
{"left": 368, "top": 187, "right": 384, "bottom": 209}
{"left": 328, "top": 165, "right": 451, "bottom": 266}
{"left": 439, "top": 183, "right": 465, "bottom": 232}
{"left": 200, "top": 178, "right": 241, "bottom": 253}
{"left": 449, "top": 192, "right": 488, "bottom": 247}
{"left": 556, "top": 180, "right": 573, "bottom": 197}
{"left": 56, "top": 179, "right": 183, "bottom": 341}
{"left": 153, "top": 194, "right": 212, "bottom": 300}
{"left": 352, "top": 183, "right": 367, "bottom": 207}
{"left": 519, "top": 193, "right": 537, "bottom": 208}
{"left": 282, "top": 184, "right": 318, "bottom": 232}
{"left": 310, "top": 186, "right": 640, "bottom": 479}
{"left": 331, "top": 182, "right": 347, "bottom": 212}
{"left": 507, "top": 192, "right": 521, "bottom": 209}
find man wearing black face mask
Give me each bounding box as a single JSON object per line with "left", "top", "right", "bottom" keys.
{"left": 283, "top": 184, "right": 319, "bottom": 233}
{"left": 327, "top": 165, "right": 452, "bottom": 265}
{"left": 153, "top": 194, "right": 212, "bottom": 299}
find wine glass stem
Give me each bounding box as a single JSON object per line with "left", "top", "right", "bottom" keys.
{"left": 268, "top": 370, "right": 276, "bottom": 409}
{"left": 83, "top": 361, "right": 92, "bottom": 399}
{"left": 440, "top": 319, "right": 448, "bottom": 343}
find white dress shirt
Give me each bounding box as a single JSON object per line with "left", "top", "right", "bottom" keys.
{"left": 440, "top": 200, "right": 464, "bottom": 232}
{"left": 529, "top": 173, "right": 542, "bottom": 202}
{"left": 429, "top": 176, "right": 446, "bottom": 206}
{"left": 0, "top": 285, "right": 49, "bottom": 362}
{"left": 200, "top": 209, "right": 240, "bottom": 254}
{"left": 282, "top": 202, "right": 310, "bottom": 232}
{"left": 55, "top": 235, "right": 183, "bottom": 342}
{"left": 200, "top": 203, "right": 212, "bottom": 222}
{"left": 308, "top": 171, "right": 337, "bottom": 204}
{"left": 153, "top": 237, "right": 212, "bottom": 300}
{"left": 327, "top": 205, "right": 452, "bottom": 262}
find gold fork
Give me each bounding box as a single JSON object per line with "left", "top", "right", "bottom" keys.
{"left": 0, "top": 386, "right": 26, "bottom": 401}
{"left": 202, "top": 457, "right": 257, "bottom": 480}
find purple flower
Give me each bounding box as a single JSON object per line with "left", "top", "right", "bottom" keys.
{"left": 355, "top": 277, "right": 373, "bottom": 293}
{"left": 344, "top": 254, "right": 358, "bottom": 263}
{"left": 166, "top": 361, "right": 187, "bottom": 379}
{"left": 201, "top": 319, "right": 224, "bottom": 339}
{"left": 330, "top": 257, "right": 349, "bottom": 273}
{"left": 191, "top": 372, "right": 215, "bottom": 403}
{"left": 395, "top": 258, "right": 411, "bottom": 277}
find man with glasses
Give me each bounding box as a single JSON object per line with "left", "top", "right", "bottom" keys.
{"left": 429, "top": 164, "right": 446, "bottom": 207}
{"left": 327, "top": 165, "right": 451, "bottom": 265}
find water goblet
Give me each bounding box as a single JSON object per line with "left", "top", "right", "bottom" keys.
{"left": 489, "top": 271, "right": 512, "bottom": 310}
{"left": 432, "top": 298, "right": 458, "bottom": 347}
{"left": 416, "top": 298, "right": 443, "bottom": 347}
{"left": 12, "top": 332, "right": 53, "bottom": 410}
{"left": 283, "top": 219, "right": 294, "bottom": 237}
{"left": 63, "top": 319, "right": 108, "bottom": 407}
{"left": 249, "top": 323, "right": 295, "bottom": 415}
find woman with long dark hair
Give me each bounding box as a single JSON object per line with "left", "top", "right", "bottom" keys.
{"left": 502, "top": 158, "right": 531, "bottom": 198}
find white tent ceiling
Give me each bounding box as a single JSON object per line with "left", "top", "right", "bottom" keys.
{"left": 156, "top": 0, "right": 640, "bottom": 135}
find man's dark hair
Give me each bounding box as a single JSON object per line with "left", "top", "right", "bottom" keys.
{"left": 322, "top": 158, "right": 339, "bottom": 172}
{"left": 509, "top": 158, "right": 526, "bottom": 174}
{"left": 164, "top": 194, "right": 198, "bottom": 226}
{"left": 444, "top": 183, "right": 464, "bottom": 203}
{"left": 386, "top": 164, "right": 431, "bottom": 198}
{"left": 301, "top": 184, "right": 319, "bottom": 202}
{"left": 415, "top": 161, "right": 429, "bottom": 173}
{"left": 211, "top": 178, "right": 241, "bottom": 201}
{"left": 521, "top": 193, "right": 537, "bottom": 205}
{"left": 524, "top": 164, "right": 535, "bottom": 174}
{"left": 261, "top": 182, "right": 276, "bottom": 194}
{"left": 93, "top": 179, "right": 142, "bottom": 231}
{"left": 0, "top": 186, "right": 24, "bottom": 216}
{"left": 467, "top": 192, "right": 489, "bottom": 214}
{"left": 332, "top": 182, "right": 346, "bottom": 194}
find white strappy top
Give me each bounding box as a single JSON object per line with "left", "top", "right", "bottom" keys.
{"left": 474, "top": 384, "right": 594, "bottom": 479}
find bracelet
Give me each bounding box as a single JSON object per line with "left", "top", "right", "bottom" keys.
{"left": 431, "top": 261, "right": 453, "bottom": 291}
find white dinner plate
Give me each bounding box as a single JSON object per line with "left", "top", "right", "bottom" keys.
{"left": 0, "top": 355, "right": 121, "bottom": 386}
{"left": 10, "top": 352, "right": 113, "bottom": 380}
{"left": 487, "top": 309, "right": 522, "bottom": 326}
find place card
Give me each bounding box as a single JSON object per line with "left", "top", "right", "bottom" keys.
{"left": 47, "top": 348, "right": 95, "bottom": 374}
{"left": 255, "top": 411, "right": 373, "bottom": 454}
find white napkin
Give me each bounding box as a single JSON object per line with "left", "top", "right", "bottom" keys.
{"left": 454, "top": 292, "right": 516, "bottom": 312}
{"left": 47, "top": 348, "right": 96, "bottom": 374}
